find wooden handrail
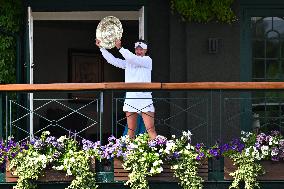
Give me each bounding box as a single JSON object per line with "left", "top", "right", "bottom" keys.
{"left": 161, "top": 82, "right": 284, "bottom": 90}
{"left": 0, "top": 83, "right": 161, "bottom": 91}
{"left": 0, "top": 82, "right": 284, "bottom": 92}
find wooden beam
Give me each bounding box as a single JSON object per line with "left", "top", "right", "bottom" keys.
{"left": 161, "top": 82, "right": 284, "bottom": 90}
{"left": 0, "top": 83, "right": 161, "bottom": 92}
{"left": 0, "top": 83, "right": 106, "bottom": 91}
{"left": 0, "top": 82, "right": 284, "bottom": 92}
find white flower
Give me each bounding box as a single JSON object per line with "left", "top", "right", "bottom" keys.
{"left": 182, "top": 130, "right": 192, "bottom": 141}
{"left": 70, "top": 157, "right": 75, "bottom": 163}
{"left": 157, "top": 167, "right": 163, "bottom": 173}
{"left": 67, "top": 169, "right": 72, "bottom": 176}
{"left": 261, "top": 145, "right": 269, "bottom": 155}
{"left": 271, "top": 150, "right": 279, "bottom": 156}
{"left": 128, "top": 143, "right": 138, "bottom": 149}
{"left": 185, "top": 143, "right": 193, "bottom": 150}
{"left": 245, "top": 148, "right": 251, "bottom": 156}
{"left": 172, "top": 165, "right": 178, "bottom": 170}
{"left": 150, "top": 167, "right": 163, "bottom": 174}
{"left": 153, "top": 160, "right": 163, "bottom": 167}
{"left": 150, "top": 168, "right": 155, "bottom": 174}
{"left": 54, "top": 165, "right": 64, "bottom": 170}
{"left": 57, "top": 136, "right": 67, "bottom": 143}
{"left": 245, "top": 146, "right": 259, "bottom": 158}
{"left": 165, "top": 140, "right": 176, "bottom": 153}
{"left": 42, "top": 131, "right": 50, "bottom": 135}
{"left": 241, "top": 137, "right": 248, "bottom": 142}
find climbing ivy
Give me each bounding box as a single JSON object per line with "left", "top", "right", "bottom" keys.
{"left": 170, "top": 0, "right": 236, "bottom": 24}
{"left": 0, "top": 0, "right": 22, "bottom": 84}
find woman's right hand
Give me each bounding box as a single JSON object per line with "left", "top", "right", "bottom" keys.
{"left": 96, "top": 39, "right": 101, "bottom": 48}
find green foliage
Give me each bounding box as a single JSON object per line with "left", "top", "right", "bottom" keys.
{"left": 0, "top": 0, "right": 22, "bottom": 83}
{"left": 229, "top": 150, "right": 263, "bottom": 189}
{"left": 171, "top": 149, "right": 203, "bottom": 189}
{"left": 10, "top": 131, "right": 97, "bottom": 189}
{"left": 170, "top": 0, "right": 236, "bottom": 23}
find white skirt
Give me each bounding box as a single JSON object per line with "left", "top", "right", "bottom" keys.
{"left": 123, "top": 92, "right": 155, "bottom": 113}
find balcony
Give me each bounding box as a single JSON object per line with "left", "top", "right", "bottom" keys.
{"left": 0, "top": 82, "right": 284, "bottom": 189}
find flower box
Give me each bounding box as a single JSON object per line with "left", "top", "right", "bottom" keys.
{"left": 224, "top": 157, "right": 284, "bottom": 180}
{"left": 6, "top": 169, "right": 74, "bottom": 182}
{"left": 5, "top": 158, "right": 96, "bottom": 182}
{"left": 114, "top": 158, "right": 208, "bottom": 181}
{"left": 5, "top": 161, "right": 74, "bottom": 182}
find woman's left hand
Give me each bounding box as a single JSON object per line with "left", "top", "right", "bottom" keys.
{"left": 115, "top": 39, "right": 122, "bottom": 49}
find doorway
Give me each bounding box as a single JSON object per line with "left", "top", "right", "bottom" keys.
{"left": 26, "top": 10, "right": 144, "bottom": 140}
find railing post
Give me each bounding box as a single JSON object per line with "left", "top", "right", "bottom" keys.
{"left": 29, "top": 93, "right": 34, "bottom": 139}
{"left": 5, "top": 93, "right": 8, "bottom": 142}
{"left": 0, "top": 93, "right": 2, "bottom": 139}
{"left": 100, "top": 91, "right": 104, "bottom": 142}
{"left": 208, "top": 157, "right": 224, "bottom": 181}
{"left": 111, "top": 91, "right": 114, "bottom": 136}
{"left": 208, "top": 89, "right": 224, "bottom": 181}
{"left": 9, "top": 100, "right": 12, "bottom": 137}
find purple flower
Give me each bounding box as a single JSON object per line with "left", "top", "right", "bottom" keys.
{"left": 173, "top": 151, "right": 180, "bottom": 159}
{"left": 33, "top": 139, "right": 44, "bottom": 149}
{"left": 271, "top": 130, "right": 280, "bottom": 137}
{"left": 209, "top": 148, "right": 220, "bottom": 158}
{"left": 11, "top": 152, "right": 16, "bottom": 158}
{"left": 45, "top": 136, "right": 56, "bottom": 144}
{"left": 255, "top": 142, "right": 261, "bottom": 149}
{"left": 108, "top": 136, "right": 116, "bottom": 143}
{"left": 279, "top": 139, "right": 284, "bottom": 147}
{"left": 257, "top": 133, "right": 266, "bottom": 143}
{"left": 148, "top": 140, "right": 157, "bottom": 148}
{"left": 272, "top": 155, "right": 279, "bottom": 161}
{"left": 279, "top": 150, "right": 284, "bottom": 159}
{"left": 196, "top": 152, "right": 204, "bottom": 161}
{"left": 53, "top": 151, "right": 61, "bottom": 159}
{"left": 220, "top": 144, "right": 230, "bottom": 153}
{"left": 148, "top": 135, "right": 167, "bottom": 148}
{"left": 155, "top": 135, "right": 167, "bottom": 145}
{"left": 265, "top": 135, "right": 272, "bottom": 143}
{"left": 195, "top": 143, "right": 204, "bottom": 151}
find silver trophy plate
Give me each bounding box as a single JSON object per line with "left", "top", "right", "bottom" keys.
{"left": 96, "top": 16, "right": 123, "bottom": 49}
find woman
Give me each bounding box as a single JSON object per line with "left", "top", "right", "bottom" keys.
{"left": 96, "top": 39, "right": 157, "bottom": 140}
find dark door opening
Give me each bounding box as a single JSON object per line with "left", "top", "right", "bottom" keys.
{"left": 31, "top": 20, "right": 139, "bottom": 139}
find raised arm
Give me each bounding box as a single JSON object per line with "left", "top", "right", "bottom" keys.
{"left": 119, "top": 47, "right": 152, "bottom": 70}
{"left": 96, "top": 39, "right": 126, "bottom": 69}
{"left": 100, "top": 48, "right": 126, "bottom": 69}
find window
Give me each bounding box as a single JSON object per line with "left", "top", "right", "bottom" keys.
{"left": 251, "top": 17, "right": 284, "bottom": 132}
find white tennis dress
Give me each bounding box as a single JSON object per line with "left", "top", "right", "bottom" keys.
{"left": 100, "top": 47, "right": 155, "bottom": 113}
